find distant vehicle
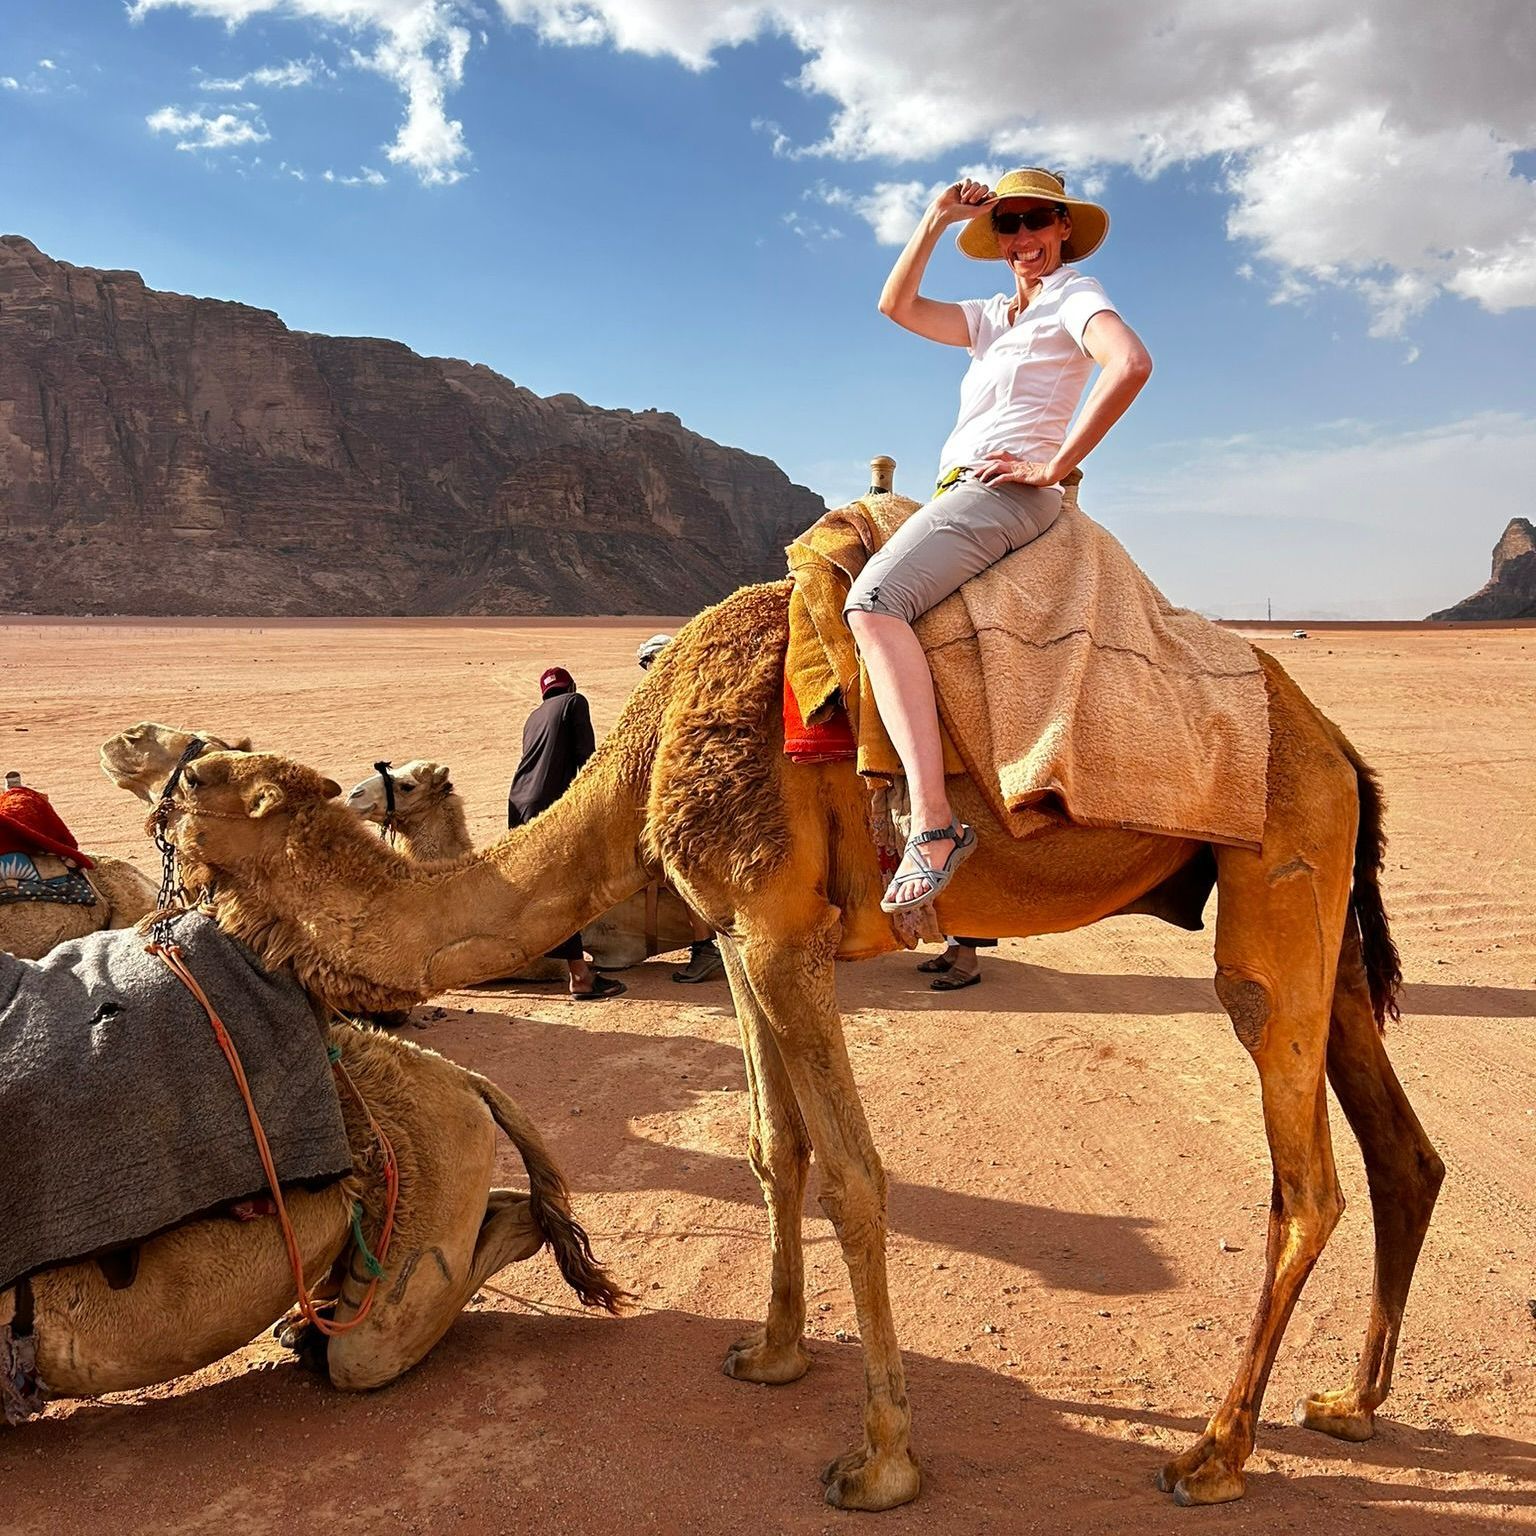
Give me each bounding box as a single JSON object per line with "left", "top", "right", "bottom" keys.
{"left": 1291, "top": 629, "right": 1310, "bottom": 639}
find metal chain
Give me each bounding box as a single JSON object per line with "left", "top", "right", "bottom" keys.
{"left": 148, "top": 738, "right": 208, "bottom": 948}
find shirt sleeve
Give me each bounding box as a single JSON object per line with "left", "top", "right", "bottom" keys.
{"left": 1057, "top": 277, "right": 1119, "bottom": 355}
{"left": 958, "top": 297, "right": 988, "bottom": 353}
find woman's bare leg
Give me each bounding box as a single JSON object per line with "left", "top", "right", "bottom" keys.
{"left": 845, "top": 609, "right": 957, "bottom": 904}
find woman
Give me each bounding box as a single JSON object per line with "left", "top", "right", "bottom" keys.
{"left": 846, "top": 166, "right": 1152, "bottom": 912}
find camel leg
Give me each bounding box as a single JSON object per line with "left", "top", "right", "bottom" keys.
{"left": 324, "top": 1105, "right": 526, "bottom": 1391}
{"left": 717, "top": 933, "right": 813, "bottom": 1385}
{"left": 1295, "top": 925, "right": 1444, "bottom": 1441}
{"left": 1157, "top": 838, "right": 1351, "bottom": 1506}
{"left": 733, "top": 911, "right": 920, "bottom": 1512}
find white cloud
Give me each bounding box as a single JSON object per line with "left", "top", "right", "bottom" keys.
{"left": 146, "top": 103, "right": 270, "bottom": 151}
{"left": 198, "top": 57, "right": 329, "bottom": 91}
{"left": 323, "top": 165, "right": 388, "bottom": 185}
{"left": 124, "top": 1, "right": 1536, "bottom": 329}
{"left": 37, "top": 58, "right": 56, "bottom": 70}
{"left": 1087, "top": 412, "right": 1536, "bottom": 618}
{"left": 782, "top": 209, "right": 841, "bottom": 244}
{"left": 490, "top": 1, "right": 1536, "bottom": 332}
{"left": 129, "top": 0, "right": 472, "bottom": 185}
{"left": 812, "top": 163, "right": 1004, "bottom": 246}
{"left": 0, "top": 77, "right": 17, "bottom": 91}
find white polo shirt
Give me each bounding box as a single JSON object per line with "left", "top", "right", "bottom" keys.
{"left": 937, "top": 267, "right": 1117, "bottom": 481}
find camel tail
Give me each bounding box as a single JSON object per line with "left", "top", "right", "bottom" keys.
{"left": 1336, "top": 727, "right": 1402, "bottom": 1028}
{"left": 472, "top": 1074, "right": 627, "bottom": 1313}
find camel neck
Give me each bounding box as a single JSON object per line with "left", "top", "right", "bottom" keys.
{"left": 392, "top": 794, "right": 472, "bottom": 863}
{"left": 209, "top": 748, "right": 650, "bottom": 1013}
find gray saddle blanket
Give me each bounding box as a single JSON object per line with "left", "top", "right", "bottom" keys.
{"left": 0, "top": 912, "right": 352, "bottom": 1293}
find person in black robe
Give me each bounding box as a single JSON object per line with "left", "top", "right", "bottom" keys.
{"left": 507, "top": 667, "right": 623, "bottom": 1000}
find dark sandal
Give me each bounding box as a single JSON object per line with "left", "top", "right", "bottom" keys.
{"left": 570, "top": 976, "right": 626, "bottom": 1002}
{"left": 929, "top": 969, "right": 981, "bottom": 992}
{"left": 879, "top": 823, "right": 978, "bottom": 914}
{"left": 916, "top": 954, "right": 955, "bottom": 974}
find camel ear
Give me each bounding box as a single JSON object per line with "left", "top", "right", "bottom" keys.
{"left": 246, "top": 782, "right": 287, "bottom": 818}
{"left": 321, "top": 777, "right": 342, "bottom": 799}
{"left": 429, "top": 765, "right": 450, "bottom": 790}
{"left": 233, "top": 736, "right": 253, "bottom": 753}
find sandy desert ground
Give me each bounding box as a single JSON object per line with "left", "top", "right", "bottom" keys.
{"left": 0, "top": 615, "right": 1532, "bottom": 1535}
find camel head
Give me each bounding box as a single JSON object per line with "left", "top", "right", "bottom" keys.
{"left": 101, "top": 722, "right": 254, "bottom": 803}
{"left": 344, "top": 760, "right": 452, "bottom": 826}
{"left": 169, "top": 751, "right": 341, "bottom": 891}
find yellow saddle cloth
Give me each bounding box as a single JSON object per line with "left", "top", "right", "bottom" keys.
{"left": 786, "top": 484, "right": 1269, "bottom": 850}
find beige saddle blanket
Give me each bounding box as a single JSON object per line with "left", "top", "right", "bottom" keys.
{"left": 786, "top": 487, "right": 1269, "bottom": 850}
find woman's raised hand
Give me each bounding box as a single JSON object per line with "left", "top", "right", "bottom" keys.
{"left": 931, "top": 178, "right": 995, "bottom": 225}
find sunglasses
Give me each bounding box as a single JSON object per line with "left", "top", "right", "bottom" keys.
{"left": 990, "top": 206, "right": 1062, "bottom": 235}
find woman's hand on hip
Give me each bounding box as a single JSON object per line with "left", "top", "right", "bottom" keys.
{"left": 974, "top": 451, "right": 1063, "bottom": 488}
{"left": 930, "top": 179, "right": 995, "bottom": 227}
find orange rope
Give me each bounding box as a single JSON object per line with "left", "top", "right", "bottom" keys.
{"left": 149, "top": 942, "right": 399, "bottom": 1337}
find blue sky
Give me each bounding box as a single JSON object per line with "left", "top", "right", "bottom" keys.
{"left": 3, "top": 1, "right": 1534, "bottom": 618}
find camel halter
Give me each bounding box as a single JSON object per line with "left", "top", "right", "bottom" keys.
{"left": 149, "top": 737, "right": 209, "bottom": 947}
{"left": 143, "top": 745, "right": 401, "bottom": 1339}
{"left": 372, "top": 760, "right": 400, "bottom": 845}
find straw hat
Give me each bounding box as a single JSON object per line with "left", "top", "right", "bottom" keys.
{"left": 956, "top": 167, "right": 1109, "bottom": 264}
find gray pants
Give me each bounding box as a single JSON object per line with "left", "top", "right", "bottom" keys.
{"left": 843, "top": 477, "right": 1063, "bottom": 626}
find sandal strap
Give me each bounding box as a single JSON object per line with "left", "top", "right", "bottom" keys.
{"left": 909, "top": 823, "right": 960, "bottom": 846}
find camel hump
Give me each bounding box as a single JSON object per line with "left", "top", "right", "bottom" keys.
{"left": 471, "top": 1072, "right": 626, "bottom": 1313}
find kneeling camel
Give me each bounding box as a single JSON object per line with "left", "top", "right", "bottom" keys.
{"left": 4, "top": 1022, "right": 620, "bottom": 1412}
{"left": 161, "top": 579, "right": 1443, "bottom": 1510}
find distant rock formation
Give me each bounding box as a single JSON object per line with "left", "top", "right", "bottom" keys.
{"left": 1428, "top": 518, "right": 1536, "bottom": 621}
{"left": 0, "top": 235, "right": 825, "bottom": 615}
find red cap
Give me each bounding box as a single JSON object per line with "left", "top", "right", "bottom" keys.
{"left": 0, "top": 786, "right": 96, "bottom": 869}
{"left": 539, "top": 666, "right": 575, "bottom": 696}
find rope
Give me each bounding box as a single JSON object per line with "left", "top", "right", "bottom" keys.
{"left": 148, "top": 941, "right": 400, "bottom": 1337}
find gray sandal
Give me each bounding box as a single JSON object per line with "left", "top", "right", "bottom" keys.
{"left": 880, "top": 823, "right": 977, "bottom": 914}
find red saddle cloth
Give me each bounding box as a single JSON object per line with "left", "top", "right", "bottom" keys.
{"left": 0, "top": 787, "right": 95, "bottom": 869}
{"left": 783, "top": 678, "right": 857, "bottom": 765}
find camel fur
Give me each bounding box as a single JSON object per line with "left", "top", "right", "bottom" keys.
{"left": 346, "top": 760, "right": 473, "bottom": 863}
{"left": 158, "top": 578, "right": 1443, "bottom": 1511}
{"left": 2, "top": 1019, "right": 620, "bottom": 1412}
{"left": 0, "top": 857, "right": 158, "bottom": 962}
{"left": 99, "top": 721, "right": 254, "bottom": 804}
{"left": 0, "top": 724, "right": 250, "bottom": 959}
{"left": 344, "top": 759, "right": 696, "bottom": 970}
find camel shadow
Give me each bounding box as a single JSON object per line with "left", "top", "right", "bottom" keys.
{"left": 853, "top": 954, "right": 1536, "bottom": 1020}
{"left": 409, "top": 997, "right": 1174, "bottom": 1295}
{"left": 9, "top": 1308, "right": 1531, "bottom": 1533}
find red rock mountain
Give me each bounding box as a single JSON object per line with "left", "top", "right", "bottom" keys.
{"left": 0, "top": 235, "right": 825, "bottom": 615}
{"left": 1428, "top": 517, "right": 1536, "bottom": 621}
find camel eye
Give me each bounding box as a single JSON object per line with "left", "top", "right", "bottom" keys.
{"left": 401, "top": 783, "right": 415, "bottom": 793}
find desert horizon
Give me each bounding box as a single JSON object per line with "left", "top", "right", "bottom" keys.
{"left": 3, "top": 614, "right": 1533, "bottom": 1531}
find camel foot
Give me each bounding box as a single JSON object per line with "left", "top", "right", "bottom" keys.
{"left": 1156, "top": 1435, "right": 1247, "bottom": 1506}
{"left": 275, "top": 1314, "right": 331, "bottom": 1375}
{"left": 721, "top": 1329, "right": 810, "bottom": 1385}
{"left": 1294, "top": 1388, "right": 1377, "bottom": 1442}
{"left": 820, "top": 1442, "right": 922, "bottom": 1511}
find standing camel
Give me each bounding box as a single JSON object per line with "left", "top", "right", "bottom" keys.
{"left": 159, "top": 579, "right": 1443, "bottom": 1510}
